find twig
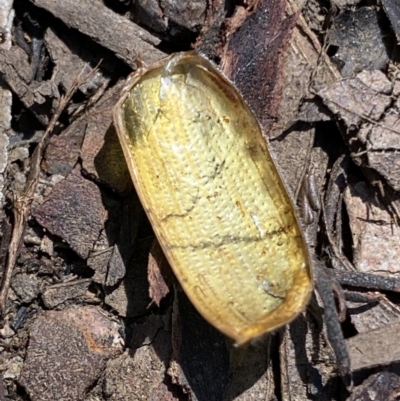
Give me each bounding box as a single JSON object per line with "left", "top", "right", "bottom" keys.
{"left": 314, "top": 259, "right": 351, "bottom": 379}
{"left": 0, "top": 64, "right": 100, "bottom": 316}
{"left": 322, "top": 98, "right": 400, "bottom": 137}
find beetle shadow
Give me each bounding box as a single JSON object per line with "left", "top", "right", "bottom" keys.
{"left": 170, "top": 290, "right": 274, "bottom": 401}
{"left": 288, "top": 303, "right": 346, "bottom": 400}
{"left": 106, "top": 207, "right": 273, "bottom": 399}
{"left": 98, "top": 184, "right": 297, "bottom": 400}
{"left": 95, "top": 127, "right": 281, "bottom": 399}
{"left": 100, "top": 188, "right": 336, "bottom": 399}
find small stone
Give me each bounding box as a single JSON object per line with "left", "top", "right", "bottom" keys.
{"left": 0, "top": 322, "right": 15, "bottom": 338}
{"left": 9, "top": 146, "right": 29, "bottom": 162}
{"left": 39, "top": 235, "right": 54, "bottom": 256}
{"left": 3, "top": 356, "right": 23, "bottom": 380}
{"left": 11, "top": 273, "right": 41, "bottom": 304}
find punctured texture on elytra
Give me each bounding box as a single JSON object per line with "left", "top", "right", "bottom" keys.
{"left": 113, "top": 51, "right": 312, "bottom": 345}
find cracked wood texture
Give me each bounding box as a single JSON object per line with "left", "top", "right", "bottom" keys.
{"left": 28, "top": 0, "right": 165, "bottom": 67}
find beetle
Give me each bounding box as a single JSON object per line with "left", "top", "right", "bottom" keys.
{"left": 113, "top": 51, "right": 312, "bottom": 345}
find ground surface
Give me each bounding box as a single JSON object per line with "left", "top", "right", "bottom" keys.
{"left": 0, "top": 0, "right": 400, "bottom": 400}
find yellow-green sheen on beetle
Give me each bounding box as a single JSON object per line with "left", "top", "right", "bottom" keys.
{"left": 113, "top": 51, "right": 312, "bottom": 345}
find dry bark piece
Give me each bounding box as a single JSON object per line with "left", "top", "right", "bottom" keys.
{"left": 131, "top": 0, "right": 168, "bottom": 33}
{"left": 328, "top": 8, "right": 389, "bottom": 77}
{"left": 81, "top": 81, "right": 132, "bottom": 194}
{"left": 344, "top": 180, "right": 400, "bottom": 275}
{"left": 343, "top": 179, "right": 400, "bottom": 333}
{"left": 349, "top": 371, "right": 400, "bottom": 401}
{"left": 128, "top": 313, "right": 166, "bottom": 349}
{"left": 104, "top": 323, "right": 172, "bottom": 401}
{"left": 41, "top": 279, "right": 91, "bottom": 308}
{"left": 161, "top": 0, "right": 206, "bottom": 33}
{"left": 44, "top": 27, "right": 112, "bottom": 96}
{"left": 88, "top": 232, "right": 114, "bottom": 285}
{"left": 280, "top": 314, "right": 338, "bottom": 401}
{"left": 0, "top": 0, "right": 14, "bottom": 50}
{"left": 0, "top": 0, "right": 12, "bottom": 215}
{"left": 0, "top": 88, "right": 10, "bottom": 213}
{"left": 222, "top": 0, "right": 297, "bottom": 134}
{"left": 43, "top": 119, "right": 86, "bottom": 176}
{"left": 382, "top": 0, "right": 400, "bottom": 42}
{"left": 106, "top": 246, "right": 127, "bottom": 287}
{"left": 132, "top": 0, "right": 207, "bottom": 41}
{"left": 358, "top": 110, "right": 400, "bottom": 192}
{"left": 28, "top": 0, "right": 166, "bottom": 67}
{"left": 148, "top": 239, "right": 172, "bottom": 307}
{"left": 19, "top": 306, "right": 123, "bottom": 401}
{"left": 88, "top": 192, "right": 139, "bottom": 287}
{"left": 319, "top": 70, "right": 392, "bottom": 128}
{"left": 0, "top": 44, "right": 58, "bottom": 125}
{"left": 105, "top": 193, "right": 140, "bottom": 287}
{"left": 271, "top": 129, "right": 315, "bottom": 199}
{"left": 331, "top": 0, "right": 362, "bottom": 7}
{"left": 323, "top": 71, "right": 400, "bottom": 194}
{"left": 10, "top": 273, "right": 41, "bottom": 304}
{"left": 297, "top": 100, "right": 332, "bottom": 123}
{"left": 33, "top": 165, "right": 107, "bottom": 259}
{"left": 347, "top": 322, "right": 400, "bottom": 371}
{"left": 194, "top": 0, "right": 227, "bottom": 60}
{"left": 148, "top": 383, "right": 180, "bottom": 401}
{"left": 104, "top": 237, "right": 152, "bottom": 317}
{"left": 86, "top": 194, "right": 125, "bottom": 286}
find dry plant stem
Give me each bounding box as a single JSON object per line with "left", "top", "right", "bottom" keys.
{"left": 286, "top": 0, "right": 342, "bottom": 84}
{"left": 314, "top": 260, "right": 351, "bottom": 378}
{"left": 0, "top": 65, "right": 99, "bottom": 316}
{"left": 343, "top": 290, "right": 383, "bottom": 303}
{"left": 324, "top": 154, "right": 348, "bottom": 251}
{"left": 295, "top": 130, "right": 315, "bottom": 202}
{"left": 324, "top": 98, "right": 400, "bottom": 137}
{"left": 321, "top": 192, "right": 354, "bottom": 270}
{"left": 332, "top": 281, "right": 347, "bottom": 322}
{"left": 331, "top": 269, "right": 400, "bottom": 293}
